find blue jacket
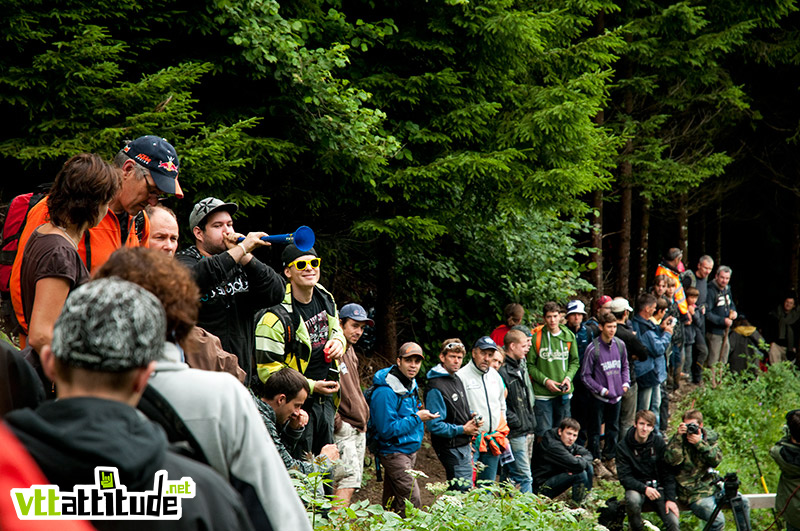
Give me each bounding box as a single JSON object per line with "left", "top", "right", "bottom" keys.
{"left": 630, "top": 314, "right": 671, "bottom": 385}
{"left": 370, "top": 366, "right": 424, "bottom": 455}
{"left": 568, "top": 322, "right": 594, "bottom": 361}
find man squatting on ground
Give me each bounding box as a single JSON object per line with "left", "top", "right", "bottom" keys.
{"left": 425, "top": 338, "right": 483, "bottom": 491}
{"left": 531, "top": 417, "right": 594, "bottom": 504}
{"left": 665, "top": 409, "right": 751, "bottom": 531}
{"left": 616, "top": 409, "right": 679, "bottom": 531}
{"left": 457, "top": 336, "right": 508, "bottom": 484}
{"left": 370, "top": 342, "right": 438, "bottom": 515}
{"left": 252, "top": 367, "right": 338, "bottom": 476}
{"left": 332, "top": 303, "right": 373, "bottom": 505}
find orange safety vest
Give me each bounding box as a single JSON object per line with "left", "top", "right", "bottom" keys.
{"left": 10, "top": 199, "right": 150, "bottom": 339}
{"left": 655, "top": 264, "right": 688, "bottom": 315}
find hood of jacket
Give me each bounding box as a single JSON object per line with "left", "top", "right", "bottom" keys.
{"left": 733, "top": 325, "right": 757, "bottom": 337}
{"left": 5, "top": 397, "right": 168, "bottom": 491}
{"left": 426, "top": 363, "right": 454, "bottom": 380}
{"left": 772, "top": 436, "right": 800, "bottom": 473}
{"left": 374, "top": 365, "right": 418, "bottom": 396}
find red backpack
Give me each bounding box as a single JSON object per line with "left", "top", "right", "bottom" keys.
{"left": 0, "top": 191, "right": 48, "bottom": 293}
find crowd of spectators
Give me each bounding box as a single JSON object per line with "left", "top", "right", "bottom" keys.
{"left": 0, "top": 145, "right": 797, "bottom": 530}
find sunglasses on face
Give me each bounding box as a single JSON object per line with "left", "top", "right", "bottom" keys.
{"left": 288, "top": 258, "right": 321, "bottom": 271}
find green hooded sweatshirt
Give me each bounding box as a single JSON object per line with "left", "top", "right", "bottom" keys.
{"left": 527, "top": 325, "right": 579, "bottom": 399}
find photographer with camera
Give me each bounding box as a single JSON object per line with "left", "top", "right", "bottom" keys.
{"left": 665, "top": 409, "right": 751, "bottom": 531}
{"left": 617, "top": 410, "right": 679, "bottom": 531}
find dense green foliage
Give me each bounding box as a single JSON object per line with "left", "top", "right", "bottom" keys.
{"left": 1, "top": 0, "right": 799, "bottom": 350}
{"left": 297, "top": 477, "right": 600, "bottom": 531}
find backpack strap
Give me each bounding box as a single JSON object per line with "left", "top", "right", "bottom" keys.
{"left": 134, "top": 211, "right": 146, "bottom": 243}
{"left": 533, "top": 325, "right": 544, "bottom": 352}
{"left": 83, "top": 231, "right": 91, "bottom": 272}
{"left": 139, "top": 384, "right": 209, "bottom": 465}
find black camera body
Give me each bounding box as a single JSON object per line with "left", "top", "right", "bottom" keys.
{"left": 686, "top": 422, "right": 701, "bottom": 436}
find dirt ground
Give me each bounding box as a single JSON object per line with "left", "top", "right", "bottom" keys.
{"left": 352, "top": 432, "right": 448, "bottom": 507}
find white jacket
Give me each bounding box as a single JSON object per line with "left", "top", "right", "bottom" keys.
{"left": 456, "top": 360, "right": 506, "bottom": 433}
{"left": 149, "top": 342, "right": 311, "bottom": 531}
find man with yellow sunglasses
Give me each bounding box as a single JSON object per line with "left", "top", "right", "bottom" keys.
{"left": 255, "top": 244, "right": 346, "bottom": 456}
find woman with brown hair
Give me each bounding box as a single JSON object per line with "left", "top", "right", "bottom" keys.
{"left": 12, "top": 153, "right": 120, "bottom": 388}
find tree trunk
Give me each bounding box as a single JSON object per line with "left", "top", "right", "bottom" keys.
{"left": 678, "top": 193, "right": 688, "bottom": 259}
{"left": 715, "top": 202, "right": 723, "bottom": 265}
{"left": 637, "top": 194, "right": 651, "bottom": 296}
{"left": 792, "top": 199, "right": 800, "bottom": 291}
{"left": 617, "top": 86, "right": 634, "bottom": 300}
{"left": 618, "top": 179, "right": 632, "bottom": 299}
{"left": 591, "top": 188, "right": 604, "bottom": 297}
{"left": 699, "top": 210, "right": 707, "bottom": 258}
{"left": 589, "top": 11, "right": 606, "bottom": 300}
{"left": 375, "top": 234, "right": 397, "bottom": 360}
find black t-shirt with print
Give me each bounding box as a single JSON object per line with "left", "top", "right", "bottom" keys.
{"left": 295, "top": 290, "right": 331, "bottom": 380}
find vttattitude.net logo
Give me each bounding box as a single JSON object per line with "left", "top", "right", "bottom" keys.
{"left": 11, "top": 467, "right": 195, "bottom": 520}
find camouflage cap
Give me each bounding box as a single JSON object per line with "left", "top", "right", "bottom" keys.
{"left": 52, "top": 278, "right": 166, "bottom": 372}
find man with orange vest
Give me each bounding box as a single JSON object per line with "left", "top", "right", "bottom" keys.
{"left": 655, "top": 248, "right": 688, "bottom": 315}
{"left": 9, "top": 136, "right": 183, "bottom": 340}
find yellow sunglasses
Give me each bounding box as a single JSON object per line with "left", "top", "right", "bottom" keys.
{"left": 288, "top": 257, "right": 321, "bottom": 271}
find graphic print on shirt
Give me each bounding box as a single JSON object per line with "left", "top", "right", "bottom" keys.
{"left": 305, "top": 309, "right": 329, "bottom": 350}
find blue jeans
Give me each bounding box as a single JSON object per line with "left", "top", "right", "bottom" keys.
{"left": 434, "top": 444, "right": 473, "bottom": 491}
{"left": 476, "top": 451, "right": 500, "bottom": 484}
{"left": 500, "top": 435, "right": 533, "bottom": 493}
{"left": 689, "top": 493, "right": 751, "bottom": 531}
{"left": 637, "top": 383, "right": 662, "bottom": 432}
{"left": 538, "top": 465, "right": 593, "bottom": 503}
{"left": 534, "top": 396, "right": 571, "bottom": 436}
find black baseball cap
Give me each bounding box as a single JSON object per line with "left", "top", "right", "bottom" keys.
{"left": 122, "top": 136, "right": 182, "bottom": 198}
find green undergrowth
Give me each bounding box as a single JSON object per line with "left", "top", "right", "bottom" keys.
{"left": 674, "top": 361, "right": 799, "bottom": 529}
{"left": 300, "top": 477, "right": 602, "bottom": 531}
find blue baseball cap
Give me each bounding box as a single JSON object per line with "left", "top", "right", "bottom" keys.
{"left": 472, "top": 336, "right": 499, "bottom": 351}
{"left": 339, "top": 303, "right": 374, "bottom": 326}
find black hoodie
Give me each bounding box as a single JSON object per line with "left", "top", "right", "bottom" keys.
{"left": 616, "top": 425, "right": 677, "bottom": 502}
{"left": 531, "top": 428, "right": 592, "bottom": 490}
{"left": 5, "top": 397, "right": 255, "bottom": 531}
